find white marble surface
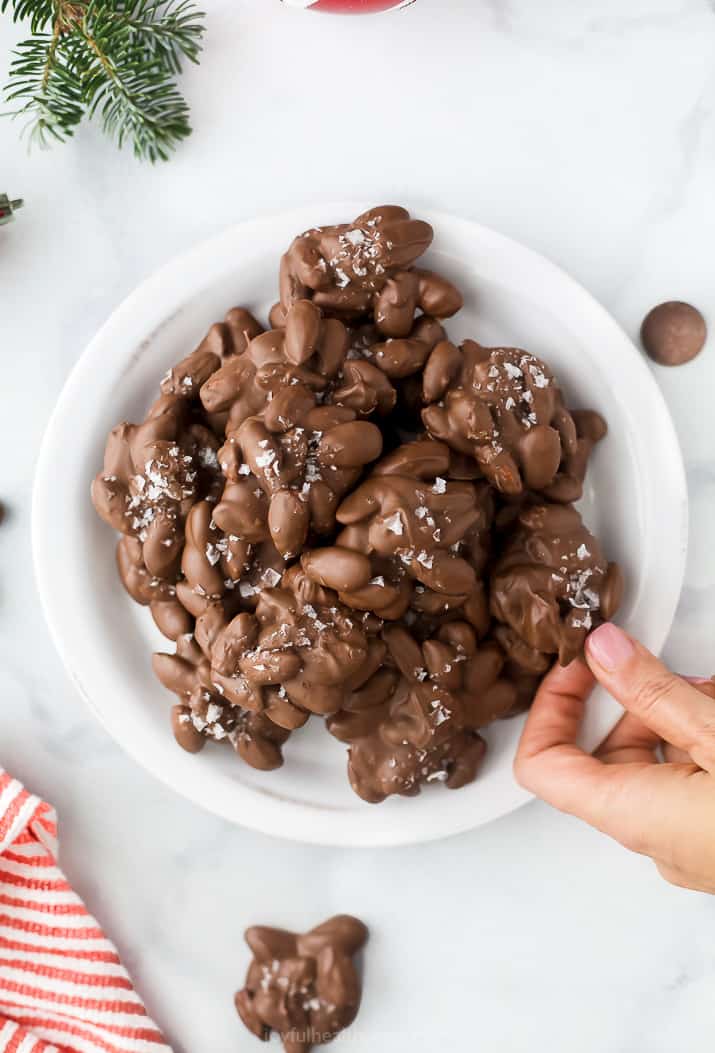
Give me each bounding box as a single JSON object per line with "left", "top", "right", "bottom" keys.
{"left": 2, "top": 0, "right": 715, "bottom": 1049}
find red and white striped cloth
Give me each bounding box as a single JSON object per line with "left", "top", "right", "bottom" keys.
{"left": 0, "top": 770, "right": 171, "bottom": 1053}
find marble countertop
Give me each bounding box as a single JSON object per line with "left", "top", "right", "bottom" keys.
{"left": 2, "top": 1, "right": 715, "bottom": 1050}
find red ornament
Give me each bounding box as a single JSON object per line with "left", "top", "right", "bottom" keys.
{"left": 282, "top": 0, "right": 414, "bottom": 12}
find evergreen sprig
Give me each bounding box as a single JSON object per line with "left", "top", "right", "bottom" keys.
{"left": 1, "top": 0, "right": 205, "bottom": 161}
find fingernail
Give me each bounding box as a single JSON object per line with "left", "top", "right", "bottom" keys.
{"left": 684, "top": 676, "right": 715, "bottom": 686}
{"left": 586, "top": 623, "right": 635, "bottom": 672}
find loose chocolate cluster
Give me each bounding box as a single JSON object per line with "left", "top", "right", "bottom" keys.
{"left": 235, "top": 915, "right": 368, "bottom": 1052}
{"left": 92, "top": 206, "right": 623, "bottom": 804}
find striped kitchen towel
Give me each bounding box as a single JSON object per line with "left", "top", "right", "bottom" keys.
{"left": 0, "top": 770, "right": 171, "bottom": 1053}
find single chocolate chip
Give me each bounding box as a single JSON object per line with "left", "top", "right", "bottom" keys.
{"left": 641, "top": 301, "right": 706, "bottom": 366}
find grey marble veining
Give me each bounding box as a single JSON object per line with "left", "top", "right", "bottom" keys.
{"left": 1, "top": 1, "right": 715, "bottom": 1050}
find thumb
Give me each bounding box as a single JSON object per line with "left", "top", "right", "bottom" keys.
{"left": 585, "top": 624, "right": 715, "bottom": 773}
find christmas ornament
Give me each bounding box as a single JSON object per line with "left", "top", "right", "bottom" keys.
{"left": 1, "top": 0, "right": 205, "bottom": 163}
{"left": 282, "top": 0, "right": 414, "bottom": 13}
{"left": 0, "top": 194, "right": 23, "bottom": 226}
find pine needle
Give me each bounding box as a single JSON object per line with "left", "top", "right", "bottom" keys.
{"left": 1, "top": 0, "right": 205, "bottom": 161}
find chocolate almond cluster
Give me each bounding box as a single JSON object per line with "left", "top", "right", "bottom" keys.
{"left": 92, "top": 206, "right": 623, "bottom": 804}
{"left": 235, "top": 915, "right": 368, "bottom": 1052}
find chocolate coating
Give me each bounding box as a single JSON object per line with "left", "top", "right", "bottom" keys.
{"left": 491, "top": 503, "right": 623, "bottom": 668}
{"left": 91, "top": 207, "right": 623, "bottom": 805}
{"left": 203, "top": 302, "right": 385, "bottom": 558}
{"left": 329, "top": 690, "right": 487, "bottom": 804}
{"left": 92, "top": 397, "right": 221, "bottom": 583}
{"left": 280, "top": 206, "right": 431, "bottom": 317}
{"left": 327, "top": 621, "right": 514, "bottom": 802}
{"left": 235, "top": 915, "right": 368, "bottom": 1052}
{"left": 422, "top": 341, "right": 579, "bottom": 495}
{"left": 641, "top": 301, "right": 706, "bottom": 366}
{"left": 154, "top": 633, "right": 291, "bottom": 769}
{"left": 91, "top": 309, "right": 259, "bottom": 591}
{"left": 327, "top": 439, "right": 494, "bottom": 624}
{"left": 277, "top": 206, "right": 462, "bottom": 338}
{"left": 151, "top": 598, "right": 194, "bottom": 640}
{"left": 542, "top": 409, "right": 607, "bottom": 504}
{"left": 209, "top": 564, "right": 379, "bottom": 718}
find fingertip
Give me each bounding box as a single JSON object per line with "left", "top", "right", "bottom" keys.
{"left": 585, "top": 622, "right": 636, "bottom": 673}
{"left": 512, "top": 749, "right": 528, "bottom": 788}
{"left": 513, "top": 754, "right": 538, "bottom": 794}
{"left": 583, "top": 633, "right": 715, "bottom": 771}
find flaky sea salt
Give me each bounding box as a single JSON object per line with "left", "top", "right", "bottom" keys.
{"left": 205, "top": 702, "right": 223, "bottom": 724}
{"left": 384, "top": 511, "right": 404, "bottom": 535}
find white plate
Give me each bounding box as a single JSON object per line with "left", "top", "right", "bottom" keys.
{"left": 32, "top": 205, "right": 687, "bottom": 847}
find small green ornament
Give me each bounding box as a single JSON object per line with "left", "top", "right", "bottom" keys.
{"left": 0, "top": 195, "right": 23, "bottom": 226}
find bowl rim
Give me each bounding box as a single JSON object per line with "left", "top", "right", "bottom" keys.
{"left": 31, "top": 204, "right": 688, "bottom": 846}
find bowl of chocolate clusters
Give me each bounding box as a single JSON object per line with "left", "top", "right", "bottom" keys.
{"left": 33, "top": 204, "right": 687, "bottom": 845}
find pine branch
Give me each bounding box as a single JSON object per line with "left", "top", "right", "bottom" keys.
{"left": 1, "top": 0, "right": 206, "bottom": 161}
{"left": 1, "top": 0, "right": 55, "bottom": 34}
{"left": 4, "top": 31, "right": 85, "bottom": 146}
{"left": 110, "top": 1, "right": 204, "bottom": 73}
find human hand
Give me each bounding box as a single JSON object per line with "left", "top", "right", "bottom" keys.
{"left": 515, "top": 622, "right": 715, "bottom": 893}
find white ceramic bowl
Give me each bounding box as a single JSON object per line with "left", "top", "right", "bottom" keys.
{"left": 32, "top": 205, "right": 687, "bottom": 846}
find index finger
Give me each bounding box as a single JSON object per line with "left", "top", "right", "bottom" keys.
{"left": 515, "top": 659, "right": 604, "bottom": 814}
{"left": 585, "top": 624, "right": 715, "bottom": 774}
